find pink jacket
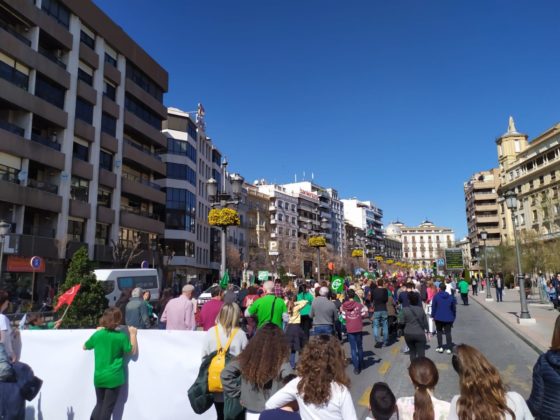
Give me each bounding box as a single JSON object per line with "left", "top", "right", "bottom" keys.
{"left": 427, "top": 287, "right": 437, "bottom": 303}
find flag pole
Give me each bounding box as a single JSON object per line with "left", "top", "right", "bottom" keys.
{"left": 59, "top": 304, "right": 72, "bottom": 322}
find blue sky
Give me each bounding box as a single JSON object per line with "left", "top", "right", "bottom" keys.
{"left": 95, "top": 0, "right": 560, "bottom": 238}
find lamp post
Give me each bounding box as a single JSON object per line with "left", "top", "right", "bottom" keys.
{"left": 480, "top": 230, "right": 492, "bottom": 301}
{"left": 0, "top": 221, "right": 11, "bottom": 282}
{"left": 207, "top": 165, "right": 244, "bottom": 279}
{"left": 504, "top": 190, "right": 532, "bottom": 321}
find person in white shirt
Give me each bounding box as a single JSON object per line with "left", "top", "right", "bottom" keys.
{"left": 396, "top": 357, "right": 450, "bottom": 420}
{"left": 0, "top": 290, "right": 17, "bottom": 362}
{"left": 265, "top": 334, "right": 357, "bottom": 420}
{"left": 449, "top": 344, "right": 533, "bottom": 420}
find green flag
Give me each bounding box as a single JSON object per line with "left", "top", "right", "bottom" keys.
{"left": 220, "top": 270, "right": 229, "bottom": 290}
{"left": 331, "top": 275, "right": 344, "bottom": 293}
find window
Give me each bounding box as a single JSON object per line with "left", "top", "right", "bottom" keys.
{"left": 41, "top": 0, "right": 70, "bottom": 28}
{"left": 165, "top": 188, "right": 196, "bottom": 232}
{"left": 97, "top": 187, "right": 112, "bottom": 207}
{"left": 75, "top": 98, "right": 93, "bottom": 124}
{"left": 125, "top": 62, "right": 163, "bottom": 102}
{"left": 95, "top": 223, "right": 110, "bottom": 245}
{"left": 103, "top": 80, "right": 116, "bottom": 101}
{"left": 104, "top": 45, "right": 118, "bottom": 67}
{"left": 125, "top": 94, "right": 161, "bottom": 129}
{"left": 99, "top": 150, "right": 113, "bottom": 171}
{"left": 35, "top": 73, "right": 65, "bottom": 108}
{"left": 163, "top": 239, "right": 195, "bottom": 258}
{"left": 67, "top": 219, "right": 84, "bottom": 242}
{"left": 101, "top": 113, "right": 117, "bottom": 137}
{"left": 166, "top": 163, "right": 196, "bottom": 186}
{"left": 278, "top": 214, "right": 283, "bottom": 221}
{"left": 0, "top": 52, "right": 29, "bottom": 89}
{"left": 78, "top": 61, "right": 94, "bottom": 86}
{"left": 72, "top": 142, "right": 89, "bottom": 161}
{"left": 514, "top": 139, "right": 520, "bottom": 153}
{"left": 80, "top": 27, "right": 95, "bottom": 49}
{"left": 533, "top": 210, "right": 538, "bottom": 223}
{"left": 166, "top": 138, "right": 197, "bottom": 162}
{"left": 70, "top": 176, "right": 89, "bottom": 202}
{"left": 187, "top": 119, "right": 197, "bottom": 140}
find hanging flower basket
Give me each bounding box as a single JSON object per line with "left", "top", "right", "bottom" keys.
{"left": 374, "top": 256, "right": 384, "bottom": 262}
{"left": 351, "top": 249, "right": 364, "bottom": 258}
{"left": 386, "top": 259, "right": 395, "bottom": 264}
{"left": 208, "top": 208, "right": 240, "bottom": 227}
{"left": 308, "top": 236, "right": 326, "bottom": 248}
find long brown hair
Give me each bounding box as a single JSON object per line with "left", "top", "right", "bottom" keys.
{"left": 237, "top": 324, "right": 290, "bottom": 389}
{"left": 454, "top": 344, "right": 515, "bottom": 420}
{"left": 551, "top": 315, "right": 560, "bottom": 351}
{"left": 296, "top": 335, "right": 350, "bottom": 405}
{"left": 408, "top": 357, "right": 438, "bottom": 420}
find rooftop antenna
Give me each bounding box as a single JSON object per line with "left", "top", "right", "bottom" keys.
{"left": 294, "top": 173, "right": 297, "bottom": 182}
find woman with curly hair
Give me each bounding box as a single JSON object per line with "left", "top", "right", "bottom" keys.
{"left": 449, "top": 344, "right": 533, "bottom": 420}
{"left": 265, "top": 334, "right": 357, "bottom": 419}
{"left": 396, "top": 357, "right": 449, "bottom": 419}
{"left": 221, "top": 323, "right": 293, "bottom": 419}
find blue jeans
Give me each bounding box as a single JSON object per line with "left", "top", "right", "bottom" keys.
{"left": 311, "top": 325, "right": 334, "bottom": 336}
{"left": 373, "top": 311, "right": 389, "bottom": 344}
{"left": 347, "top": 332, "right": 363, "bottom": 370}
{"left": 496, "top": 288, "right": 503, "bottom": 302}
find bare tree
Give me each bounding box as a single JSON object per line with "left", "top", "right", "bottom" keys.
{"left": 111, "top": 236, "right": 145, "bottom": 268}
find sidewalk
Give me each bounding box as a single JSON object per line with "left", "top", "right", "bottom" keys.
{"left": 470, "top": 288, "right": 558, "bottom": 354}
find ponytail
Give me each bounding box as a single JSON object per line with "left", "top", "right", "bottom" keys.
{"left": 413, "top": 385, "right": 434, "bottom": 420}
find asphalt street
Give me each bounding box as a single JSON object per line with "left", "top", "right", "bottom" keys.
{"left": 345, "top": 297, "right": 540, "bottom": 420}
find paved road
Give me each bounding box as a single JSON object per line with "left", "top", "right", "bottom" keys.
{"left": 344, "top": 298, "right": 540, "bottom": 419}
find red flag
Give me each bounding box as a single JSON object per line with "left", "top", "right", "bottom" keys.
{"left": 54, "top": 284, "right": 81, "bottom": 312}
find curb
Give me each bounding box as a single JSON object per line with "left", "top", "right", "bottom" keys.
{"left": 471, "top": 298, "right": 544, "bottom": 355}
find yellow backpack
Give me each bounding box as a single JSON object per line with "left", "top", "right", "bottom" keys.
{"left": 208, "top": 327, "right": 238, "bottom": 393}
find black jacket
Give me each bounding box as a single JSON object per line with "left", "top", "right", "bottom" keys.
{"left": 527, "top": 350, "right": 560, "bottom": 419}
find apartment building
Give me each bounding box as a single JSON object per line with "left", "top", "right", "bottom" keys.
{"left": 496, "top": 117, "right": 560, "bottom": 244}
{"left": 0, "top": 0, "right": 167, "bottom": 293}
{"left": 160, "top": 107, "right": 222, "bottom": 284}
{"left": 389, "top": 220, "right": 455, "bottom": 267}
{"left": 341, "top": 198, "right": 384, "bottom": 265}
{"left": 463, "top": 168, "right": 500, "bottom": 269}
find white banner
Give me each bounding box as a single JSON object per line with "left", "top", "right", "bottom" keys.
{"left": 20, "top": 330, "right": 216, "bottom": 419}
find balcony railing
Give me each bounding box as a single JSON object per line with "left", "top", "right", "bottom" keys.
{"left": 125, "top": 139, "right": 162, "bottom": 161}
{"left": 120, "top": 206, "right": 161, "bottom": 221}
{"left": 0, "top": 61, "right": 28, "bottom": 90}
{"left": 0, "top": 18, "right": 31, "bottom": 46}
{"left": 121, "top": 172, "right": 161, "bottom": 190}
{"left": 27, "top": 178, "right": 58, "bottom": 194}
{"left": 22, "top": 225, "right": 56, "bottom": 238}
{"left": 31, "top": 132, "right": 61, "bottom": 151}
{"left": 0, "top": 120, "right": 24, "bottom": 136}
{"left": 0, "top": 164, "right": 19, "bottom": 183}
{"left": 38, "top": 46, "right": 66, "bottom": 69}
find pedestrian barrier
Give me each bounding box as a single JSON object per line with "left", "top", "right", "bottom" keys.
{"left": 20, "top": 330, "right": 215, "bottom": 419}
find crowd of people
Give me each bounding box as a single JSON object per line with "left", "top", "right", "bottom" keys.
{"left": 2, "top": 273, "right": 560, "bottom": 419}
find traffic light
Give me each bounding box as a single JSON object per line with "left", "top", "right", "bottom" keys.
{"left": 432, "top": 261, "right": 437, "bottom": 274}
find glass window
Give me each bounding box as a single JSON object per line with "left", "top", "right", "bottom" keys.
{"left": 78, "top": 62, "right": 94, "bottom": 86}
{"left": 101, "top": 112, "right": 117, "bottom": 136}
{"left": 187, "top": 119, "right": 197, "bottom": 140}
{"left": 125, "top": 94, "right": 161, "bottom": 129}
{"left": 75, "top": 97, "right": 93, "bottom": 124}
{"left": 99, "top": 149, "right": 113, "bottom": 171}
{"left": 125, "top": 62, "right": 163, "bottom": 102}
{"left": 0, "top": 52, "right": 29, "bottom": 90}
{"left": 166, "top": 138, "right": 197, "bottom": 162}
{"left": 166, "top": 163, "right": 196, "bottom": 186}
{"left": 165, "top": 187, "right": 196, "bottom": 232}
{"left": 41, "top": 0, "right": 70, "bottom": 28}
{"left": 72, "top": 142, "right": 89, "bottom": 161}
{"left": 103, "top": 80, "right": 116, "bottom": 101}
{"left": 97, "top": 187, "right": 112, "bottom": 207}
{"left": 80, "top": 28, "right": 95, "bottom": 49}
{"left": 95, "top": 223, "right": 110, "bottom": 245}
{"left": 35, "top": 73, "right": 65, "bottom": 108}
{"left": 67, "top": 219, "right": 84, "bottom": 242}
{"left": 70, "top": 176, "right": 89, "bottom": 202}
{"left": 104, "top": 53, "right": 117, "bottom": 67}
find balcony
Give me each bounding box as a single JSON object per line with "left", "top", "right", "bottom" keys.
{"left": 123, "top": 139, "right": 165, "bottom": 176}
{"left": 0, "top": 61, "right": 28, "bottom": 90}
{"left": 121, "top": 177, "right": 165, "bottom": 205}
{"left": 94, "top": 244, "right": 114, "bottom": 263}
{"left": 15, "top": 234, "right": 58, "bottom": 259}
{"left": 0, "top": 120, "right": 24, "bottom": 136}
{"left": 120, "top": 210, "right": 165, "bottom": 235}
{"left": 27, "top": 178, "right": 58, "bottom": 194}
{"left": 0, "top": 14, "right": 31, "bottom": 47}
{"left": 38, "top": 45, "right": 66, "bottom": 69}
{"left": 31, "top": 132, "right": 61, "bottom": 151}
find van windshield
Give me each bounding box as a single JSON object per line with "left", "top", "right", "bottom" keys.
{"left": 117, "top": 275, "right": 158, "bottom": 290}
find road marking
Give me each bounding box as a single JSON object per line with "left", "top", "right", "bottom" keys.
{"left": 502, "top": 364, "right": 530, "bottom": 392}
{"left": 358, "top": 386, "right": 372, "bottom": 407}
{"left": 436, "top": 363, "right": 449, "bottom": 371}
{"left": 391, "top": 346, "right": 400, "bottom": 356}
{"left": 378, "top": 361, "right": 391, "bottom": 376}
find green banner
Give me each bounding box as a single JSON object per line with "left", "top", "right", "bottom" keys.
{"left": 258, "top": 271, "right": 269, "bottom": 281}
{"left": 331, "top": 275, "right": 344, "bottom": 293}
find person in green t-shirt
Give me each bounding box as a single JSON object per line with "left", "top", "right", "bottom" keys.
{"left": 84, "top": 307, "right": 138, "bottom": 420}
{"left": 27, "top": 314, "right": 62, "bottom": 330}
{"left": 458, "top": 278, "right": 470, "bottom": 306}
{"left": 247, "top": 281, "right": 287, "bottom": 328}
{"left": 297, "top": 284, "right": 314, "bottom": 338}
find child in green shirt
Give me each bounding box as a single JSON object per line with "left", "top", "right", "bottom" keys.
{"left": 84, "top": 307, "right": 138, "bottom": 420}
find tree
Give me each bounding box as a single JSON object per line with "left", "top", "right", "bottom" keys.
{"left": 56, "top": 247, "right": 108, "bottom": 328}
{"left": 111, "top": 236, "right": 145, "bottom": 268}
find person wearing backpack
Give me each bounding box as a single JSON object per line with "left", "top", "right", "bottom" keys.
{"left": 202, "top": 303, "right": 248, "bottom": 420}
{"left": 221, "top": 324, "right": 293, "bottom": 419}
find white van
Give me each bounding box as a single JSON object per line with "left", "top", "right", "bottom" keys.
{"left": 94, "top": 268, "right": 160, "bottom": 306}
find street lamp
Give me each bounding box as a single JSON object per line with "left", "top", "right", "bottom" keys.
{"left": 0, "top": 221, "right": 11, "bottom": 283}
{"left": 504, "top": 190, "right": 532, "bottom": 321}
{"left": 480, "top": 230, "right": 492, "bottom": 301}
{"left": 207, "top": 165, "right": 245, "bottom": 279}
